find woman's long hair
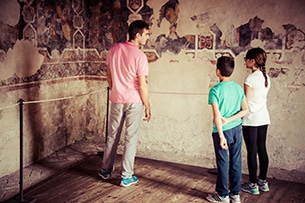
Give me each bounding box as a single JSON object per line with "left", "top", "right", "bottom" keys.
{"left": 246, "top": 47, "right": 268, "bottom": 87}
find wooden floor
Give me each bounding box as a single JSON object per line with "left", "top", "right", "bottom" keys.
{"left": 6, "top": 154, "right": 305, "bottom": 203}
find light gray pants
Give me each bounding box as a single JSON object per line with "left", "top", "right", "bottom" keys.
{"left": 102, "top": 103, "right": 143, "bottom": 178}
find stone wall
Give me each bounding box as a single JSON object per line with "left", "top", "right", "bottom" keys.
{"left": 0, "top": 0, "right": 305, "bottom": 183}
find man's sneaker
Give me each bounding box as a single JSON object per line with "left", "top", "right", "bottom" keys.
{"left": 120, "top": 175, "right": 138, "bottom": 187}
{"left": 229, "top": 194, "right": 241, "bottom": 203}
{"left": 241, "top": 181, "right": 260, "bottom": 195}
{"left": 98, "top": 170, "right": 111, "bottom": 180}
{"left": 258, "top": 179, "right": 269, "bottom": 192}
{"left": 206, "top": 194, "right": 229, "bottom": 203}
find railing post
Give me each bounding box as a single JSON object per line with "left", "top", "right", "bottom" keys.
{"left": 13, "top": 99, "right": 36, "bottom": 203}
{"left": 105, "top": 86, "right": 110, "bottom": 143}
{"left": 97, "top": 87, "right": 110, "bottom": 157}
{"left": 18, "top": 98, "right": 24, "bottom": 202}
{"left": 97, "top": 87, "right": 110, "bottom": 158}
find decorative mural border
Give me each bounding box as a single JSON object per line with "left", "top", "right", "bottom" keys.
{"left": 0, "top": 0, "right": 304, "bottom": 90}
{"left": 0, "top": 75, "right": 106, "bottom": 95}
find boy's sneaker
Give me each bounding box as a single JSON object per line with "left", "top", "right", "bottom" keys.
{"left": 120, "top": 175, "right": 138, "bottom": 187}
{"left": 241, "top": 181, "right": 260, "bottom": 195}
{"left": 258, "top": 179, "right": 269, "bottom": 192}
{"left": 206, "top": 194, "right": 229, "bottom": 203}
{"left": 98, "top": 170, "right": 111, "bottom": 180}
{"left": 229, "top": 194, "right": 241, "bottom": 203}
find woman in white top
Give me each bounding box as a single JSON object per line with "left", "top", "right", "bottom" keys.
{"left": 241, "top": 47, "right": 271, "bottom": 195}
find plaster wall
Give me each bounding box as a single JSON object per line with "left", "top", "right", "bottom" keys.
{"left": 137, "top": 50, "right": 305, "bottom": 184}
{"left": 0, "top": 0, "right": 305, "bottom": 184}
{"left": 0, "top": 78, "right": 108, "bottom": 177}
{"left": 136, "top": 0, "right": 305, "bottom": 183}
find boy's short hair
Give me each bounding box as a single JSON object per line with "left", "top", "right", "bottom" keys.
{"left": 128, "top": 20, "right": 149, "bottom": 40}
{"left": 216, "top": 56, "right": 235, "bottom": 77}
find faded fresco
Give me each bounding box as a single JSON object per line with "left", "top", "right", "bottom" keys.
{"left": 0, "top": 0, "right": 305, "bottom": 88}
{"left": 0, "top": 0, "right": 304, "bottom": 86}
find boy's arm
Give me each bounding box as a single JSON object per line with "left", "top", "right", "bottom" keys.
{"left": 211, "top": 103, "right": 228, "bottom": 150}
{"left": 222, "top": 99, "right": 249, "bottom": 125}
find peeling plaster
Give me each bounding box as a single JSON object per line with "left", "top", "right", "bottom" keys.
{"left": 0, "top": 0, "right": 20, "bottom": 26}
{"left": 0, "top": 40, "right": 44, "bottom": 80}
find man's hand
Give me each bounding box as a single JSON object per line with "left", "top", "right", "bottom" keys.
{"left": 143, "top": 107, "right": 151, "bottom": 122}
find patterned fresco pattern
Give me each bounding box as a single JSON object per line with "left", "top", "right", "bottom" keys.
{"left": 0, "top": 0, "right": 304, "bottom": 87}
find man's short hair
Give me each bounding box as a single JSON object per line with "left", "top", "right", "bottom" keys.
{"left": 128, "top": 20, "right": 149, "bottom": 40}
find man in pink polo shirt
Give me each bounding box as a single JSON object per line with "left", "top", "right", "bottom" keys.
{"left": 98, "top": 20, "right": 151, "bottom": 187}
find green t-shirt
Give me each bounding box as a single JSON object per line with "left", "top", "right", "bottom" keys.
{"left": 208, "top": 81, "right": 245, "bottom": 132}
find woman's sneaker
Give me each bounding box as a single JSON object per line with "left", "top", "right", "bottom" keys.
{"left": 206, "top": 194, "right": 229, "bottom": 203}
{"left": 241, "top": 182, "right": 260, "bottom": 195}
{"left": 120, "top": 175, "right": 138, "bottom": 187}
{"left": 257, "top": 179, "right": 270, "bottom": 192}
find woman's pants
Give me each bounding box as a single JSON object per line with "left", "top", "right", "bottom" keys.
{"left": 242, "top": 125, "right": 269, "bottom": 183}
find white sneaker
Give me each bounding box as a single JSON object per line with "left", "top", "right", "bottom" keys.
{"left": 206, "top": 194, "right": 230, "bottom": 203}
{"left": 229, "top": 194, "right": 241, "bottom": 203}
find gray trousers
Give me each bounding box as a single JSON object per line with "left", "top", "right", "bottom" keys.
{"left": 102, "top": 103, "right": 143, "bottom": 178}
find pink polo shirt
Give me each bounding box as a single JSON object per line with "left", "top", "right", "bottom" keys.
{"left": 106, "top": 42, "right": 149, "bottom": 103}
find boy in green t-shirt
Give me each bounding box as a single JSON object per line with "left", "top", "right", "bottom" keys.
{"left": 206, "top": 56, "right": 248, "bottom": 203}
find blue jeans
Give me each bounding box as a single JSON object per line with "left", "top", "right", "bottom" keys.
{"left": 212, "top": 125, "right": 242, "bottom": 196}
{"left": 102, "top": 103, "right": 143, "bottom": 178}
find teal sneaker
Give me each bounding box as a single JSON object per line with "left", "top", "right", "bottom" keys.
{"left": 258, "top": 179, "right": 270, "bottom": 192}
{"left": 241, "top": 182, "right": 260, "bottom": 195}
{"left": 120, "top": 175, "right": 138, "bottom": 187}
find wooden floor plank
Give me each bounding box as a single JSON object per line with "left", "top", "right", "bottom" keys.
{"left": 280, "top": 181, "right": 305, "bottom": 203}
{"left": 109, "top": 159, "right": 187, "bottom": 202}
{"left": 6, "top": 154, "right": 305, "bottom": 203}
{"left": 255, "top": 179, "right": 287, "bottom": 203}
